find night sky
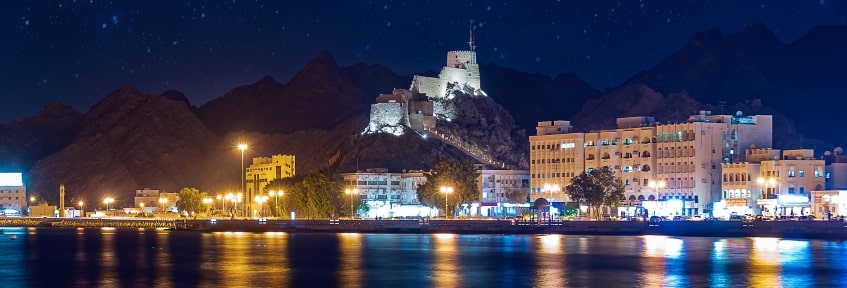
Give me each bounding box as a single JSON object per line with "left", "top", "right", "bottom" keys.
{"left": 4, "top": 1, "right": 846, "bottom": 123}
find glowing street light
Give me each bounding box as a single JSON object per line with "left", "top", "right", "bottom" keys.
{"left": 225, "top": 193, "right": 234, "bottom": 217}
{"left": 237, "top": 143, "right": 248, "bottom": 218}
{"left": 203, "top": 197, "right": 213, "bottom": 215}
{"left": 103, "top": 197, "right": 114, "bottom": 210}
{"left": 254, "top": 195, "right": 268, "bottom": 218}
{"left": 216, "top": 194, "right": 223, "bottom": 211}
{"left": 159, "top": 197, "right": 168, "bottom": 212}
{"left": 269, "top": 190, "right": 282, "bottom": 217}
{"left": 345, "top": 188, "right": 358, "bottom": 218}
{"left": 648, "top": 180, "right": 666, "bottom": 216}
{"left": 78, "top": 201, "right": 84, "bottom": 215}
{"left": 440, "top": 186, "right": 453, "bottom": 218}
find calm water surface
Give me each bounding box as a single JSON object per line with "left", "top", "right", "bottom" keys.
{"left": 1, "top": 227, "right": 846, "bottom": 287}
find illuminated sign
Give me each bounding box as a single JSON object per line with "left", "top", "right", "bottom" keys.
{"left": 778, "top": 194, "right": 809, "bottom": 204}
{"left": 560, "top": 143, "right": 575, "bottom": 149}
{"left": 0, "top": 173, "right": 23, "bottom": 186}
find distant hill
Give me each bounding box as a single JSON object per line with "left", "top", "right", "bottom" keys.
{"left": 2, "top": 23, "right": 846, "bottom": 204}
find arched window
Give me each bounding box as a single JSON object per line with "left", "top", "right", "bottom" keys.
{"left": 602, "top": 152, "right": 611, "bottom": 159}
{"left": 647, "top": 195, "right": 655, "bottom": 201}
{"left": 642, "top": 137, "right": 651, "bottom": 144}
{"left": 587, "top": 154, "right": 595, "bottom": 160}
{"left": 629, "top": 195, "right": 637, "bottom": 201}
{"left": 723, "top": 174, "right": 727, "bottom": 182}
{"left": 642, "top": 151, "right": 651, "bottom": 157}
{"left": 641, "top": 165, "right": 651, "bottom": 172}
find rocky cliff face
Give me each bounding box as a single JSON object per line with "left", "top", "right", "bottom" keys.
{"left": 27, "top": 86, "right": 218, "bottom": 202}
{"left": 0, "top": 103, "right": 83, "bottom": 173}
{"left": 198, "top": 52, "right": 371, "bottom": 136}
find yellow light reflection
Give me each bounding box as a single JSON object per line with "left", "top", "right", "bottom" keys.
{"left": 207, "top": 232, "right": 290, "bottom": 285}
{"left": 639, "top": 235, "right": 670, "bottom": 287}
{"left": 432, "top": 234, "right": 460, "bottom": 288}
{"left": 338, "top": 233, "right": 363, "bottom": 288}
{"left": 533, "top": 235, "right": 567, "bottom": 287}
{"left": 99, "top": 228, "right": 118, "bottom": 287}
{"left": 749, "top": 237, "right": 782, "bottom": 287}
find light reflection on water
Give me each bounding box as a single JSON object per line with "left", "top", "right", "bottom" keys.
{"left": 1, "top": 228, "right": 846, "bottom": 287}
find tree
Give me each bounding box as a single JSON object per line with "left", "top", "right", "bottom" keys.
{"left": 564, "top": 167, "right": 624, "bottom": 220}
{"left": 276, "top": 168, "right": 344, "bottom": 219}
{"left": 175, "top": 187, "right": 207, "bottom": 216}
{"left": 417, "top": 155, "right": 480, "bottom": 217}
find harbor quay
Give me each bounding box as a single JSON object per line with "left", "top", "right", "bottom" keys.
{"left": 2, "top": 217, "right": 847, "bottom": 239}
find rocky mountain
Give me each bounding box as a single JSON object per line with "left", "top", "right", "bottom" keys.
{"left": 198, "top": 52, "right": 372, "bottom": 136}
{"left": 578, "top": 23, "right": 847, "bottom": 149}
{"left": 0, "top": 103, "right": 83, "bottom": 172}
{"left": 27, "top": 86, "right": 218, "bottom": 202}
{"left": 6, "top": 23, "right": 847, "bottom": 205}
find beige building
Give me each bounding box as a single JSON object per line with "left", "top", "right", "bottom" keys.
{"left": 246, "top": 154, "right": 295, "bottom": 198}
{"left": 530, "top": 111, "right": 773, "bottom": 217}
{"left": 757, "top": 149, "right": 824, "bottom": 217}
{"left": 0, "top": 173, "right": 26, "bottom": 215}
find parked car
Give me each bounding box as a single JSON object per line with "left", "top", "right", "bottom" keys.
{"left": 649, "top": 216, "right": 663, "bottom": 223}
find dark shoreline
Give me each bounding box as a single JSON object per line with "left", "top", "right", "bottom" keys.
{"left": 3, "top": 218, "right": 847, "bottom": 240}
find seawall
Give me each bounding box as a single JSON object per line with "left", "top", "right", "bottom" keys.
{"left": 3, "top": 218, "right": 847, "bottom": 240}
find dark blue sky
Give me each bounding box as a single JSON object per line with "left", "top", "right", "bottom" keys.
{"left": 3, "top": 0, "right": 846, "bottom": 123}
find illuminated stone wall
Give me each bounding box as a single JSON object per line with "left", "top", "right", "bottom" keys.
{"left": 365, "top": 102, "right": 408, "bottom": 135}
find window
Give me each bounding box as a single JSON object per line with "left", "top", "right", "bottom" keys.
{"left": 799, "top": 170, "right": 805, "bottom": 177}
{"left": 788, "top": 170, "right": 795, "bottom": 177}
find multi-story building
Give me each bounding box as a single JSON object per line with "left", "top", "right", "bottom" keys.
{"left": 478, "top": 169, "right": 530, "bottom": 217}
{"left": 341, "top": 168, "right": 429, "bottom": 218}
{"left": 758, "top": 149, "right": 824, "bottom": 217}
{"left": 0, "top": 173, "right": 26, "bottom": 215}
{"left": 530, "top": 111, "right": 773, "bottom": 217}
{"left": 246, "top": 154, "right": 295, "bottom": 198}
{"left": 133, "top": 188, "right": 179, "bottom": 212}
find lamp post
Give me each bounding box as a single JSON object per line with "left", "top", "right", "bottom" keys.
{"left": 237, "top": 143, "right": 248, "bottom": 218}
{"left": 254, "top": 195, "right": 267, "bottom": 218}
{"left": 237, "top": 192, "right": 243, "bottom": 217}
{"left": 345, "top": 188, "right": 358, "bottom": 219}
{"left": 225, "top": 193, "right": 234, "bottom": 217}
{"left": 440, "top": 186, "right": 453, "bottom": 219}
{"left": 269, "top": 190, "right": 282, "bottom": 217}
{"left": 757, "top": 177, "right": 778, "bottom": 216}
{"left": 203, "top": 197, "right": 213, "bottom": 216}
{"left": 139, "top": 202, "right": 145, "bottom": 215}
{"left": 78, "top": 201, "right": 84, "bottom": 216}
{"left": 648, "top": 180, "right": 666, "bottom": 216}
{"left": 159, "top": 197, "right": 168, "bottom": 212}
{"left": 104, "top": 197, "right": 114, "bottom": 210}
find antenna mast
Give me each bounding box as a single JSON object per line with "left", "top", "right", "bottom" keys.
{"left": 468, "top": 19, "right": 476, "bottom": 52}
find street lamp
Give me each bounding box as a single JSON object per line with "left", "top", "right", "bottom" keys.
{"left": 237, "top": 143, "right": 248, "bottom": 218}
{"left": 225, "top": 193, "right": 234, "bottom": 217}
{"left": 139, "top": 202, "right": 145, "bottom": 213}
{"left": 648, "top": 180, "right": 666, "bottom": 216}
{"left": 103, "top": 197, "right": 114, "bottom": 210}
{"left": 254, "top": 195, "right": 268, "bottom": 218}
{"left": 269, "top": 190, "right": 283, "bottom": 217}
{"left": 345, "top": 188, "right": 358, "bottom": 219}
{"left": 237, "top": 192, "right": 243, "bottom": 217}
{"left": 159, "top": 197, "right": 168, "bottom": 212}
{"left": 203, "top": 197, "right": 213, "bottom": 215}
{"left": 440, "top": 186, "right": 453, "bottom": 219}
{"left": 78, "top": 201, "right": 84, "bottom": 216}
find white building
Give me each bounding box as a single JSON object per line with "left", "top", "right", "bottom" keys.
{"left": 530, "top": 111, "right": 773, "bottom": 217}
{"left": 133, "top": 188, "right": 178, "bottom": 212}
{"left": 341, "top": 168, "right": 432, "bottom": 218}
{"left": 478, "top": 169, "right": 530, "bottom": 217}
{"left": 0, "top": 173, "right": 26, "bottom": 215}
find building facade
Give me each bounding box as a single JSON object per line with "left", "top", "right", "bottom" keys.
{"left": 0, "top": 173, "right": 26, "bottom": 215}
{"left": 341, "top": 168, "right": 429, "bottom": 218}
{"left": 246, "top": 154, "right": 296, "bottom": 198}
{"left": 530, "top": 111, "right": 773, "bottom": 217}
{"left": 478, "top": 169, "right": 530, "bottom": 217}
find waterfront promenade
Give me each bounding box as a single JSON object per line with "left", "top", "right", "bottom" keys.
{"left": 2, "top": 217, "right": 847, "bottom": 239}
